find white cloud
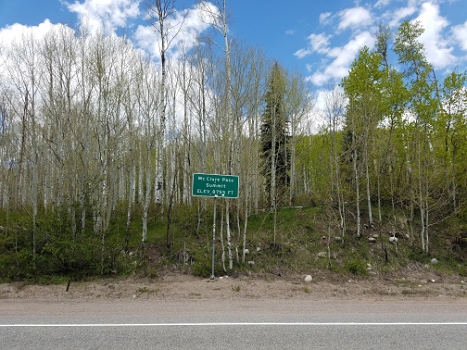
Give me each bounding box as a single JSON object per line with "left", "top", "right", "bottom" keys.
{"left": 0, "top": 20, "right": 76, "bottom": 86}
{"left": 309, "top": 33, "right": 332, "bottom": 54}
{"left": 338, "top": 7, "right": 373, "bottom": 31}
{"left": 65, "top": 0, "right": 140, "bottom": 34}
{"left": 0, "top": 20, "right": 57, "bottom": 46}
{"left": 319, "top": 12, "right": 332, "bottom": 25}
{"left": 374, "top": 0, "right": 392, "bottom": 8}
{"left": 294, "top": 48, "right": 312, "bottom": 59}
{"left": 134, "top": 2, "right": 215, "bottom": 60}
{"left": 388, "top": 4, "right": 417, "bottom": 26}
{"left": 307, "top": 31, "right": 374, "bottom": 86}
{"left": 453, "top": 21, "right": 467, "bottom": 51}
{"left": 294, "top": 33, "right": 331, "bottom": 59}
{"left": 415, "top": 2, "right": 455, "bottom": 69}
{"left": 315, "top": 86, "right": 347, "bottom": 128}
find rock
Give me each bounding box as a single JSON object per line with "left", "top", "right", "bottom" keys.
{"left": 244, "top": 248, "right": 249, "bottom": 255}
{"left": 317, "top": 251, "right": 327, "bottom": 258}
{"left": 247, "top": 260, "right": 255, "bottom": 267}
{"left": 368, "top": 237, "right": 376, "bottom": 243}
{"left": 304, "top": 275, "right": 312, "bottom": 283}
{"left": 389, "top": 236, "right": 398, "bottom": 244}
{"left": 431, "top": 258, "right": 438, "bottom": 265}
{"left": 176, "top": 250, "right": 191, "bottom": 264}
{"left": 256, "top": 247, "right": 262, "bottom": 252}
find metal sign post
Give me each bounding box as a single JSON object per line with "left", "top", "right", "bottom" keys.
{"left": 210, "top": 195, "right": 217, "bottom": 280}
{"left": 192, "top": 173, "right": 239, "bottom": 279}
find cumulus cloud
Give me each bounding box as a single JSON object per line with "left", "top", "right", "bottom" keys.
{"left": 453, "top": 21, "right": 467, "bottom": 51}
{"left": 0, "top": 20, "right": 76, "bottom": 81}
{"left": 309, "top": 33, "right": 332, "bottom": 54}
{"left": 134, "top": 2, "right": 216, "bottom": 60}
{"left": 414, "top": 2, "right": 455, "bottom": 69}
{"left": 295, "top": 0, "right": 467, "bottom": 88}
{"left": 338, "top": 7, "right": 373, "bottom": 31}
{"left": 385, "top": 0, "right": 419, "bottom": 27}
{"left": 294, "top": 48, "right": 311, "bottom": 59}
{"left": 308, "top": 31, "right": 374, "bottom": 86}
{"left": 389, "top": 6, "right": 416, "bottom": 26}
{"left": 65, "top": 0, "right": 140, "bottom": 34}
{"left": 319, "top": 12, "right": 332, "bottom": 25}
{"left": 294, "top": 33, "right": 331, "bottom": 59}
{"left": 0, "top": 19, "right": 60, "bottom": 46}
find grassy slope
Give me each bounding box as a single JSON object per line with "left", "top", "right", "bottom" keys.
{"left": 1, "top": 204, "right": 467, "bottom": 282}
{"left": 144, "top": 204, "right": 467, "bottom": 279}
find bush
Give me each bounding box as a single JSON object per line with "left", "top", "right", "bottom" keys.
{"left": 345, "top": 258, "right": 368, "bottom": 276}
{"left": 458, "top": 265, "right": 467, "bottom": 277}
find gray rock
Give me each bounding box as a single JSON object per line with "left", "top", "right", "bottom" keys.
{"left": 317, "top": 251, "right": 327, "bottom": 258}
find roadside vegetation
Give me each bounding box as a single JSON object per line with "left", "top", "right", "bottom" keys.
{"left": 1, "top": 3, "right": 467, "bottom": 284}
{"left": 1, "top": 202, "right": 466, "bottom": 283}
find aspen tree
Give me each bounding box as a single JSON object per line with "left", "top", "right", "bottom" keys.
{"left": 394, "top": 20, "right": 438, "bottom": 253}
{"left": 260, "top": 63, "right": 290, "bottom": 244}
{"left": 341, "top": 47, "right": 384, "bottom": 236}
{"left": 200, "top": 0, "right": 235, "bottom": 269}
{"left": 323, "top": 87, "right": 347, "bottom": 242}
{"left": 147, "top": 0, "right": 185, "bottom": 206}
{"left": 8, "top": 31, "right": 41, "bottom": 270}
{"left": 438, "top": 72, "right": 467, "bottom": 212}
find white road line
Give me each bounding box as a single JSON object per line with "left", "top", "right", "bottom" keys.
{"left": 1, "top": 322, "right": 467, "bottom": 327}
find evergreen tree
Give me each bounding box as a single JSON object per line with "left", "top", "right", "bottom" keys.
{"left": 260, "top": 63, "right": 290, "bottom": 208}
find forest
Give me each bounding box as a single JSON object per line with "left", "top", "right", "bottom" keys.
{"left": 1, "top": 1, "right": 467, "bottom": 281}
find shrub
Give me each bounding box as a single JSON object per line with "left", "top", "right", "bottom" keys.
{"left": 345, "top": 258, "right": 368, "bottom": 276}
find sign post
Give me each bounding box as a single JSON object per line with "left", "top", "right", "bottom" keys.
{"left": 192, "top": 173, "right": 239, "bottom": 279}
{"left": 211, "top": 195, "right": 217, "bottom": 280}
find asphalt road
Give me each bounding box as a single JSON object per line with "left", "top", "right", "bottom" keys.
{"left": 1, "top": 299, "right": 467, "bottom": 349}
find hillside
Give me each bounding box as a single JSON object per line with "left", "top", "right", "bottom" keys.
{"left": 1, "top": 204, "right": 466, "bottom": 285}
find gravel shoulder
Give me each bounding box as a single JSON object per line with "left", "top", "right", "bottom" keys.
{"left": 1, "top": 265, "right": 467, "bottom": 302}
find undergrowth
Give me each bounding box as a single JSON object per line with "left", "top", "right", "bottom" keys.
{"left": 1, "top": 203, "right": 466, "bottom": 282}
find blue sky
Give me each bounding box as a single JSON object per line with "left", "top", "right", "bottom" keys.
{"left": 1, "top": 0, "right": 467, "bottom": 97}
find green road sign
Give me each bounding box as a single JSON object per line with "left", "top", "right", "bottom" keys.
{"left": 192, "top": 173, "right": 239, "bottom": 198}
